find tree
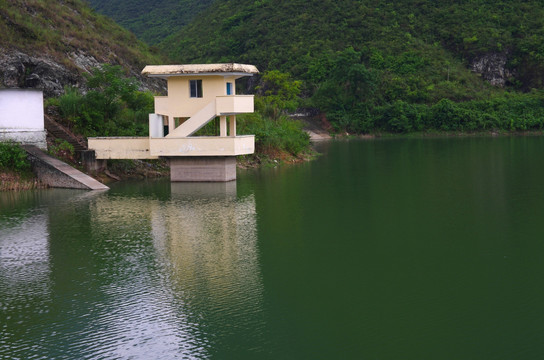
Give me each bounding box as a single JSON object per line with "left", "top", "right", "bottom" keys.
{"left": 311, "top": 47, "right": 378, "bottom": 132}
{"left": 256, "top": 70, "right": 302, "bottom": 120}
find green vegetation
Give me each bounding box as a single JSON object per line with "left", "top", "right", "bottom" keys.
{"left": 54, "top": 65, "right": 154, "bottom": 136}
{"left": 0, "top": 0, "right": 163, "bottom": 70}
{"left": 85, "top": 0, "right": 215, "bottom": 44}
{"left": 158, "top": 0, "right": 544, "bottom": 134}
{"left": 239, "top": 70, "right": 309, "bottom": 156}
{"left": 48, "top": 139, "right": 76, "bottom": 162}
{"left": 0, "top": 142, "right": 43, "bottom": 191}
{"left": 370, "top": 92, "right": 544, "bottom": 134}
{"left": 256, "top": 70, "right": 302, "bottom": 120}
{"left": 308, "top": 47, "right": 544, "bottom": 133}
{"left": 238, "top": 113, "right": 309, "bottom": 156}
{"left": 0, "top": 142, "right": 31, "bottom": 173}
{"left": 163, "top": 0, "right": 544, "bottom": 90}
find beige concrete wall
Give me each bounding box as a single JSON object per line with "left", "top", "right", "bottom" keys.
{"left": 88, "top": 137, "right": 157, "bottom": 159}
{"left": 149, "top": 136, "right": 254, "bottom": 157}
{"left": 89, "top": 136, "right": 254, "bottom": 159}
{"left": 165, "top": 76, "right": 233, "bottom": 118}
{"left": 154, "top": 96, "right": 169, "bottom": 115}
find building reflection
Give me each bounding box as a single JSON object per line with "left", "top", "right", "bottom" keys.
{"left": 1, "top": 181, "right": 263, "bottom": 358}
{"left": 88, "top": 181, "right": 263, "bottom": 357}
{"left": 153, "top": 181, "right": 262, "bottom": 309}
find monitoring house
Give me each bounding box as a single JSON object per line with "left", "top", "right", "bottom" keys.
{"left": 88, "top": 63, "right": 259, "bottom": 181}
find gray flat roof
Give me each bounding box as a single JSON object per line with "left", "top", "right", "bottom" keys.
{"left": 142, "top": 63, "right": 259, "bottom": 78}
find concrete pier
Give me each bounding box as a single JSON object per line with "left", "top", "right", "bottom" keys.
{"left": 169, "top": 157, "right": 236, "bottom": 182}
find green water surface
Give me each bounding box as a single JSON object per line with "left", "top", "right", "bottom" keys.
{"left": 2, "top": 137, "right": 544, "bottom": 359}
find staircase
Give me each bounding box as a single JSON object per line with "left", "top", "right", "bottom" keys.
{"left": 166, "top": 101, "right": 216, "bottom": 138}
{"left": 44, "top": 115, "right": 88, "bottom": 152}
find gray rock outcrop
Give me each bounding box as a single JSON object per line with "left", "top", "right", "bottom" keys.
{"left": 0, "top": 48, "right": 165, "bottom": 97}
{"left": 0, "top": 49, "right": 79, "bottom": 97}
{"left": 470, "top": 52, "right": 514, "bottom": 87}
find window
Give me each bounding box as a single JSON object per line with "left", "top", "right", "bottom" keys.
{"left": 226, "top": 82, "right": 233, "bottom": 95}
{"left": 190, "top": 80, "right": 203, "bottom": 98}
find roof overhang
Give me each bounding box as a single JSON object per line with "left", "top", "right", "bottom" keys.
{"left": 142, "top": 63, "right": 259, "bottom": 79}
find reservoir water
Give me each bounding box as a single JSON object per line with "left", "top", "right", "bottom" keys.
{"left": 2, "top": 137, "right": 544, "bottom": 359}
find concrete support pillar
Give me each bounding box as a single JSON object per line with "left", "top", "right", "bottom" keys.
{"left": 169, "top": 156, "right": 236, "bottom": 182}
{"left": 149, "top": 114, "right": 164, "bottom": 138}
{"left": 80, "top": 150, "right": 107, "bottom": 174}
{"left": 168, "top": 116, "right": 175, "bottom": 134}
{"left": 220, "top": 115, "right": 227, "bottom": 137}
{"left": 229, "top": 115, "right": 236, "bottom": 137}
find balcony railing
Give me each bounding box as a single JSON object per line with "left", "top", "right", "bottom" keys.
{"left": 215, "top": 95, "right": 254, "bottom": 115}
{"left": 154, "top": 96, "right": 169, "bottom": 115}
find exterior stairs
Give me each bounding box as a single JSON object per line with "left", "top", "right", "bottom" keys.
{"left": 44, "top": 115, "right": 88, "bottom": 152}
{"left": 166, "top": 101, "right": 216, "bottom": 138}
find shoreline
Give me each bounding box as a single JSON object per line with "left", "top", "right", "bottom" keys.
{"left": 330, "top": 129, "right": 544, "bottom": 140}
{"left": 0, "top": 171, "right": 47, "bottom": 191}
{"left": 3, "top": 129, "right": 543, "bottom": 191}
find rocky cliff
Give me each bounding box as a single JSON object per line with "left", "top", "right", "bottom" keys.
{"left": 0, "top": 0, "right": 166, "bottom": 97}
{"left": 0, "top": 49, "right": 164, "bottom": 97}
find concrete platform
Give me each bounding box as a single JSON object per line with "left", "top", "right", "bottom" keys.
{"left": 88, "top": 135, "right": 254, "bottom": 159}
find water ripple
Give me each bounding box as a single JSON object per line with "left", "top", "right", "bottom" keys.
{"left": 1, "top": 184, "right": 265, "bottom": 359}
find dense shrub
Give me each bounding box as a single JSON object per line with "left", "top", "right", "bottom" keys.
{"left": 57, "top": 65, "right": 154, "bottom": 137}
{"left": 237, "top": 113, "right": 310, "bottom": 156}
{"left": 320, "top": 89, "right": 544, "bottom": 134}
{"left": 0, "top": 142, "right": 31, "bottom": 172}
{"left": 374, "top": 100, "right": 425, "bottom": 133}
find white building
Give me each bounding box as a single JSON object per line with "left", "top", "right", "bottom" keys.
{"left": 0, "top": 89, "right": 46, "bottom": 149}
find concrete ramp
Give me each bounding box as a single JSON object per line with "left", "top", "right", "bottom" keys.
{"left": 23, "top": 145, "right": 108, "bottom": 190}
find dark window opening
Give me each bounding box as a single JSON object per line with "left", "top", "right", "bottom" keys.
{"left": 190, "top": 79, "right": 203, "bottom": 98}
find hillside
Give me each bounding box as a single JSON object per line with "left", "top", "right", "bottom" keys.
{"left": 78, "top": 0, "right": 544, "bottom": 101}
{"left": 157, "top": 0, "right": 544, "bottom": 133}
{"left": 0, "top": 0, "right": 166, "bottom": 96}
{"left": 85, "top": 0, "right": 215, "bottom": 44}
{"left": 162, "top": 0, "right": 544, "bottom": 91}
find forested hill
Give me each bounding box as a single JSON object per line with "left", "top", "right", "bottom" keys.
{"left": 162, "top": 0, "right": 544, "bottom": 91}
{"left": 0, "top": 0, "right": 165, "bottom": 96}
{"left": 85, "top": 0, "right": 215, "bottom": 44}
{"left": 157, "top": 0, "right": 544, "bottom": 133}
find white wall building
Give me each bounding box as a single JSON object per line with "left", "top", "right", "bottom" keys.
{"left": 0, "top": 89, "right": 46, "bottom": 149}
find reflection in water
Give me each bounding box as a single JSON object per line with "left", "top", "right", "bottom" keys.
{"left": 156, "top": 183, "right": 264, "bottom": 356}
{"left": 0, "top": 210, "right": 50, "bottom": 355}
{"left": 0, "top": 189, "right": 104, "bottom": 358}
{"left": 0, "top": 183, "right": 261, "bottom": 359}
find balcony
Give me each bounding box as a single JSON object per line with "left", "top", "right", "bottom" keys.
{"left": 215, "top": 95, "right": 254, "bottom": 115}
